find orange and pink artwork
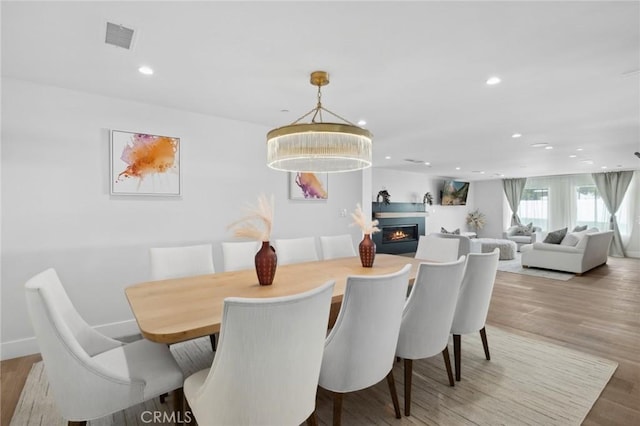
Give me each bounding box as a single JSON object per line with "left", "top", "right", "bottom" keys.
{"left": 110, "top": 130, "right": 180, "bottom": 195}
{"left": 289, "top": 172, "right": 328, "bottom": 200}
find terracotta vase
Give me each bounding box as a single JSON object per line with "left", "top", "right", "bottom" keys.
{"left": 255, "top": 241, "right": 277, "bottom": 286}
{"left": 359, "top": 234, "right": 376, "bottom": 268}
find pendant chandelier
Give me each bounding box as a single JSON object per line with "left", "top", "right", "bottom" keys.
{"left": 266, "top": 71, "right": 373, "bottom": 173}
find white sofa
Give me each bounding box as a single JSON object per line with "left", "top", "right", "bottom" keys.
{"left": 520, "top": 230, "right": 614, "bottom": 275}
{"left": 502, "top": 225, "right": 543, "bottom": 251}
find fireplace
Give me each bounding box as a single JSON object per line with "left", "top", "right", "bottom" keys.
{"left": 382, "top": 225, "right": 419, "bottom": 244}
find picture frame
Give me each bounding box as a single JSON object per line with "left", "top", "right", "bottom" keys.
{"left": 288, "top": 172, "right": 329, "bottom": 200}
{"left": 110, "top": 130, "right": 181, "bottom": 196}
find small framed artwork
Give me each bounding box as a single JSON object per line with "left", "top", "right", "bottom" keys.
{"left": 289, "top": 172, "right": 329, "bottom": 200}
{"left": 110, "top": 130, "right": 181, "bottom": 196}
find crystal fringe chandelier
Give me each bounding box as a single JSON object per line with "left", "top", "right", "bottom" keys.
{"left": 266, "top": 71, "right": 373, "bottom": 173}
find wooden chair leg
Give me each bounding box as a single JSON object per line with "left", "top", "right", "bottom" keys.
{"left": 442, "top": 346, "right": 455, "bottom": 386}
{"left": 453, "top": 334, "right": 462, "bottom": 381}
{"left": 386, "top": 370, "right": 402, "bottom": 419}
{"left": 160, "top": 392, "right": 168, "bottom": 404}
{"left": 480, "top": 327, "right": 491, "bottom": 360}
{"left": 172, "top": 387, "right": 184, "bottom": 425}
{"left": 404, "top": 359, "right": 413, "bottom": 416}
{"left": 209, "top": 334, "right": 217, "bottom": 351}
{"left": 68, "top": 422, "right": 87, "bottom": 426}
{"left": 306, "top": 410, "right": 318, "bottom": 426}
{"left": 331, "top": 391, "right": 343, "bottom": 426}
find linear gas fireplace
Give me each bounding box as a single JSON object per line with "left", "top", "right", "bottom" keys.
{"left": 372, "top": 202, "right": 427, "bottom": 254}
{"left": 382, "top": 225, "right": 419, "bottom": 244}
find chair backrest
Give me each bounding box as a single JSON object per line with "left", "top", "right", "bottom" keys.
{"left": 274, "top": 237, "right": 319, "bottom": 265}
{"left": 415, "top": 235, "right": 460, "bottom": 262}
{"left": 149, "top": 243, "right": 215, "bottom": 280}
{"left": 450, "top": 249, "right": 500, "bottom": 335}
{"left": 319, "top": 264, "right": 411, "bottom": 393}
{"left": 430, "top": 232, "right": 472, "bottom": 258}
{"left": 396, "top": 257, "right": 467, "bottom": 360}
{"left": 221, "top": 241, "right": 260, "bottom": 272}
{"left": 24, "top": 269, "right": 127, "bottom": 419}
{"left": 320, "top": 234, "right": 357, "bottom": 260}
{"left": 188, "top": 280, "right": 335, "bottom": 426}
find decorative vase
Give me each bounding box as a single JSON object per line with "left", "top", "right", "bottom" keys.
{"left": 359, "top": 234, "right": 376, "bottom": 268}
{"left": 255, "top": 241, "right": 277, "bottom": 286}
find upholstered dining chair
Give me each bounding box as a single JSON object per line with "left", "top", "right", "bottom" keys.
{"left": 149, "top": 243, "right": 216, "bottom": 352}
{"left": 274, "top": 237, "right": 319, "bottom": 265}
{"left": 320, "top": 234, "right": 357, "bottom": 260}
{"left": 395, "top": 257, "right": 467, "bottom": 416}
{"left": 184, "top": 280, "right": 335, "bottom": 426}
{"left": 318, "top": 264, "right": 412, "bottom": 426}
{"left": 450, "top": 248, "right": 500, "bottom": 381}
{"left": 221, "top": 241, "right": 259, "bottom": 272}
{"left": 25, "top": 268, "right": 185, "bottom": 426}
{"left": 414, "top": 235, "right": 460, "bottom": 262}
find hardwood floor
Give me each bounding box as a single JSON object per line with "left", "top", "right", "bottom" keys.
{"left": 1, "top": 256, "right": 638, "bottom": 425}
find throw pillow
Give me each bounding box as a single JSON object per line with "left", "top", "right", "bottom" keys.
{"left": 561, "top": 229, "right": 590, "bottom": 246}
{"left": 441, "top": 227, "right": 461, "bottom": 235}
{"left": 572, "top": 225, "right": 588, "bottom": 232}
{"left": 543, "top": 227, "right": 568, "bottom": 244}
{"left": 514, "top": 222, "right": 534, "bottom": 236}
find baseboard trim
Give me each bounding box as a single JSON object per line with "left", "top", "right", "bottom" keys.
{"left": 625, "top": 250, "right": 639, "bottom": 259}
{"left": 1, "top": 319, "right": 140, "bottom": 361}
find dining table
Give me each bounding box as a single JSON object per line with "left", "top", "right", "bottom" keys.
{"left": 125, "top": 254, "right": 424, "bottom": 344}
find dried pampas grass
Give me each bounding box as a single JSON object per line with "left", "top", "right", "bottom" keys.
{"left": 351, "top": 203, "right": 380, "bottom": 234}
{"left": 227, "top": 194, "right": 274, "bottom": 242}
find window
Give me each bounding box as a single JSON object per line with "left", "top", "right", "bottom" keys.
{"left": 519, "top": 187, "right": 548, "bottom": 230}
{"left": 576, "top": 184, "right": 630, "bottom": 234}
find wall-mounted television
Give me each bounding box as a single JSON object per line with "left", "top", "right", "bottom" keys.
{"left": 441, "top": 180, "right": 470, "bottom": 205}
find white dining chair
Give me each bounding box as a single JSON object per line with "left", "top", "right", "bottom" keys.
{"left": 318, "top": 264, "right": 412, "bottom": 425}
{"left": 184, "top": 280, "right": 335, "bottom": 426}
{"left": 274, "top": 237, "right": 319, "bottom": 265}
{"left": 221, "top": 241, "right": 260, "bottom": 272}
{"left": 414, "top": 235, "right": 460, "bottom": 262}
{"left": 451, "top": 248, "right": 500, "bottom": 381}
{"left": 149, "top": 243, "right": 215, "bottom": 280}
{"left": 320, "top": 234, "right": 357, "bottom": 260}
{"left": 25, "top": 268, "right": 185, "bottom": 426}
{"left": 395, "top": 257, "right": 467, "bottom": 416}
{"left": 149, "top": 243, "right": 216, "bottom": 351}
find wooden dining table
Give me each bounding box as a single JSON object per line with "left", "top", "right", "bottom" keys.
{"left": 125, "top": 254, "right": 424, "bottom": 344}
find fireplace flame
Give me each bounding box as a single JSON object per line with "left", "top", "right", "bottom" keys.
{"left": 389, "top": 230, "right": 410, "bottom": 241}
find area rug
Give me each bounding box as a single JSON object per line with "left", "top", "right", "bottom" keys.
{"left": 12, "top": 327, "right": 617, "bottom": 425}
{"left": 497, "top": 252, "right": 575, "bottom": 281}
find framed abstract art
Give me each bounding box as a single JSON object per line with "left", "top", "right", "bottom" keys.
{"left": 110, "top": 130, "right": 181, "bottom": 196}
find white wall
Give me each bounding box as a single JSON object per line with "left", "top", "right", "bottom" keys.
{"left": 1, "top": 78, "right": 364, "bottom": 359}
{"left": 473, "top": 179, "right": 509, "bottom": 239}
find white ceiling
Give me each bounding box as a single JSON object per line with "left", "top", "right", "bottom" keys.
{"left": 2, "top": 1, "right": 639, "bottom": 180}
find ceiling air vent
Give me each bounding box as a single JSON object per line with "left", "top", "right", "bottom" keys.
{"left": 403, "top": 159, "right": 424, "bottom": 164}
{"left": 105, "top": 22, "right": 135, "bottom": 49}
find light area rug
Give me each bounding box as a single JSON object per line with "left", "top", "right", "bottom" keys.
{"left": 12, "top": 327, "right": 617, "bottom": 426}
{"left": 497, "top": 252, "right": 575, "bottom": 281}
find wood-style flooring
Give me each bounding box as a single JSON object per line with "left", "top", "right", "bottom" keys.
{"left": 1, "top": 256, "right": 638, "bottom": 426}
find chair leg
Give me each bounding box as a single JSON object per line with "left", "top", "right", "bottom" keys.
{"left": 331, "top": 391, "right": 343, "bottom": 426}
{"left": 209, "top": 333, "right": 217, "bottom": 351}
{"left": 306, "top": 410, "right": 318, "bottom": 426}
{"left": 68, "top": 422, "right": 87, "bottom": 426}
{"left": 160, "top": 392, "right": 168, "bottom": 404}
{"left": 172, "top": 387, "right": 184, "bottom": 425}
{"left": 453, "top": 334, "right": 462, "bottom": 381}
{"left": 404, "top": 359, "right": 413, "bottom": 416}
{"left": 386, "top": 370, "right": 402, "bottom": 419}
{"left": 442, "top": 346, "right": 455, "bottom": 386}
{"left": 480, "top": 327, "right": 491, "bottom": 360}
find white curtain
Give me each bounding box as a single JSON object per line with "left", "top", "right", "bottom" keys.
{"left": 591, "top": 171, "right": 634, "bottom": 257}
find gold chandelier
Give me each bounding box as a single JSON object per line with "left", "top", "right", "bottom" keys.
{"left": 266, "top": 71, "right": 373, "bottom": 173}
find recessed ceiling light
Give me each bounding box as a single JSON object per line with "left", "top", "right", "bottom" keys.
{"left": 544, "top": 146, "right": 554, "bottom": 150}
{"left": 455, "top": 167, "right": 461, "bottom": 170}
{"left": 357, "top": 120, "right": 367, "bottom": 126}
{"left": 424, "top": 162, "right": 431, "bottom": 166}
{"left": 601, "top": 166, "right": 608, "bottom": 169}
{"left": 486, "top": 76, "right": 501, "bottom": 85}
{"left": 385, "top": 156, "right": 391, "bottom": 160}
{"left": 569, "top": 154, "right": 577, "bottom": 158}
{"left": 471, "top": 170, "right": 485, "bottom": 174}
{"left": 530, "top": 143, "right": 548, "bottom": 148}
{"left": 138, "top": 66, "right": 154, "bottom": 75}
{"left": 576, "top": 148, "right": 583, "bottom": 151}
{"left": 582, "top": 160, "right": 594, "bottom": 165}
{"left": 512, "top": 133, "right": 522, "bottom": 138}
